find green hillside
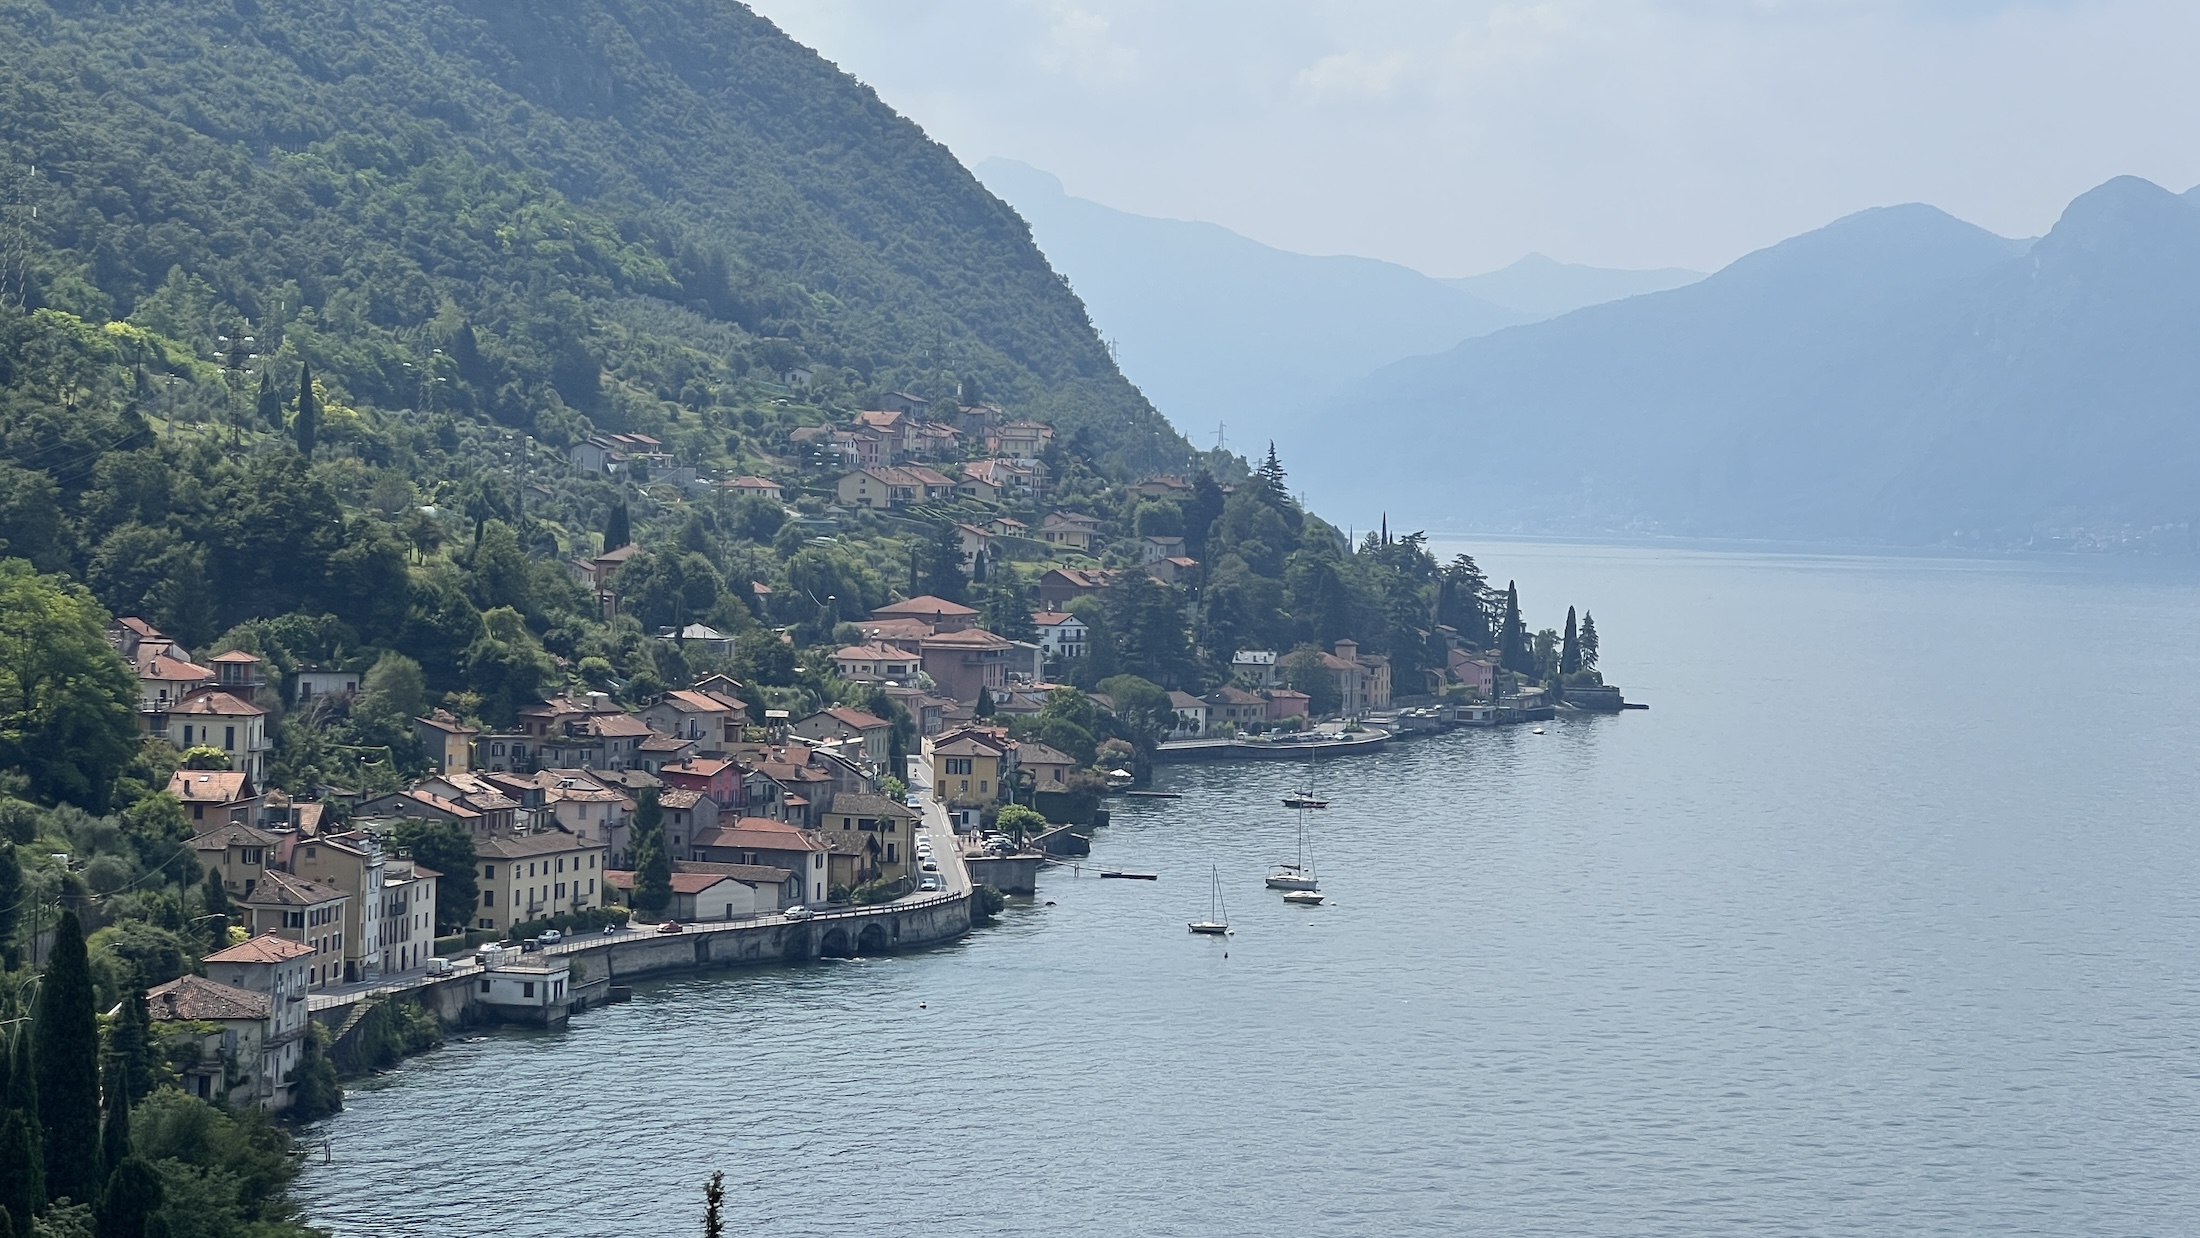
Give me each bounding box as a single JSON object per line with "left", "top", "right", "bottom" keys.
{"left": 0, "top": 0, "right": 1186, "bottom": 473}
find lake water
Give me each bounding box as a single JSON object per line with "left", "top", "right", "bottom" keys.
{"left": 295, "top": 541, "right": 2200, "bottom": 1236}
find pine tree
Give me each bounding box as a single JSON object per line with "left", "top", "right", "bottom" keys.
{"left": 917, "top": 521, "right": 968, "bottom": 604}
{"left": 602, "top": 500, "right": 630, "bottom": 552}
{"left": 292, "top": 363, "right": 318, "bottom": 458}
{"left": 96, "top": 1157, "right": 162, "bottom": 1238}
{"left": 1498, "top": 581, "right": 1530, "bottom": 676}
{"left": 975, "top": 685, "right": 995, "bottom": 718}
{"left": 34, "top": 911, "right": 101, "bottom": 1208}
{"left": 1560, "top": 606, "right": 1581, "bottom": 676}
{"left": 254, "top": 371, "right": 282, "bottom": 430}
{"left": 1579, "top": 612, "right": 1600, "bottom": 669}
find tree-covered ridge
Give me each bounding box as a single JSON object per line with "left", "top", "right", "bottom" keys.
{"left": 0, "top": 0, "right": 1190, "bottom": 476}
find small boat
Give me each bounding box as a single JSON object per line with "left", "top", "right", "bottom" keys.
{"left": 1282, "top": 889, "right": 1324, "bottom": 906}
{"left": 1531, "top": 726, "right": 1546, "bottom": 734}
{"left": 1104, "top": 768, "right": 1136, "bottom": 791}
{"left": 1264, "top": 866, "right": 1317, "bottom": 891}
{"left": 1280, "top": 794, "right": 1328, "bottom": 809}
{"left": 1101, "top": 870, "right": 1158, "bottom": 881}
{"left": 1188, "top": 866, "right": 1230, "bottom": 935}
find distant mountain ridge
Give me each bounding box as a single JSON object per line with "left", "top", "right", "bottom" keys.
{"left": 1293, "top": 176, "right": 2200, "bottom": 548}
{"left": 1445, "top": 253, "right": 1702, "bottom": 318}
{"left": 976, "top": 158, "right": 1700, "bottom": 445}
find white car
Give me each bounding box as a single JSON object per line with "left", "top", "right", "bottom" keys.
{"left": 919, "top": 876, "right": 940, "bottom": 892}
{"left": 920, "top": 860, "right": 939, "bottom": 873}
{"left": 781, "top": 905, "right": 814, "bottom": 921}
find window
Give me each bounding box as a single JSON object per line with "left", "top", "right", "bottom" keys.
{"left": 557, "top": 857, "right": 565, "bottom": 873}
{"left": 556, "top": 883, "right": 565, "bottom": 898}
{"left": 224, "top": 725, "right": 236, "bottom": 750}
{"left": 182, "top": 725, "right": 194, "bottom": 746}
{"left": 521, "top": 982, "right": 535, "bottom": 999}
{"left": 946, "top": 757, "right": 972, "bottom": 775}
{"left": 483, "top": 864, "right": 495, "bottom": 879}
{"left": 479, "top": 918, "right": 494, "bottom": 930}
{"left": 482, "top": 890, "right": 494, "bottom": 907}
{"left": 479, "top": 979, "right": 491, "bottom": 993}
{"left": 980, "top": 782, "right": 989, "bottom": 794}
{"left": 887, "top": 843, "right": 897, "bottom": 862}
{"left": 588, "top": 879, "right": 595, "bottom": 894}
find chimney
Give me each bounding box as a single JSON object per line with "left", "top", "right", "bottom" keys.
{"left": 1334, "top": 639, "right": 1358, "bottom": 662}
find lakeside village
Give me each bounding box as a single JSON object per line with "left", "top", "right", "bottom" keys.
{"left": 0, "top": 394, "right": 1627, "bottom": 1155}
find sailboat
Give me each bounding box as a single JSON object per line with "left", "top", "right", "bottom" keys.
{"left": 1280, "top": 748, "right": 1328, "bottom": 809}
{"left": 1188, "top": 866, "right": 1230, "bottom": 935}
{"left": 1266, "top": 791, "right": 1320, "bottom": 892}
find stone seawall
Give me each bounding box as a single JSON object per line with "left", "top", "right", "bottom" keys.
{"left": 317, "top": 890, "right": 974, "bottom": 1065}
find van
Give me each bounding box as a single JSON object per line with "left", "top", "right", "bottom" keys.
{"left": 424, "top": 957, "right": 454, "bottom": 976}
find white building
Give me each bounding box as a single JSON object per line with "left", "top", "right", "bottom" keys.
{"left": 1033, "top": 611, "right": 1089, "bottom": 661}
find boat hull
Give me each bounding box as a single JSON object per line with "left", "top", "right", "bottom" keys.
{"left": 1282, "top": 891, "right": 1324, "bottom": 906}
{"left": 1188, "top": 922, "right": 1229, "bottom": 935}
{"left": 1264, "top": 874, "right": 1318, "bottom": 891}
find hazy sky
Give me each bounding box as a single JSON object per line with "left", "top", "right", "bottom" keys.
{"left": 752, "top": 0, "right": 2200, "bottom": 275}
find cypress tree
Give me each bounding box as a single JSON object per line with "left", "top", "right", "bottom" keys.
{"left": 254, "top": 371, "right": 282, "bottom": 430}
{"left": 1560, "top": 606, "right": 1581, "bottom": 677}
{"left": 199, "top": 868, "right": 230, "bottom": 951}
{"left": 34, "top": 910, "right": 102, "bottom": 1207}
{"left": 95, "top": 1157, "right": 162, "bottom": 1238}
{"left": 98, "top": 1058, "right": 129, "bottom": 1179}
{"left": 1579, "top": 612, "right": 1599, "bottom": 669}
{"left": 1498, "top": 581, "right": 1530, "bottom": 676}
{"left": 0, "top": 1111, "right": 36, "bottom": 1229}
{"left": 603, "top": 500, "right": 631, "bottom": 552}
{"left": 293, "top": 363, "right": 318, "bottom": 458}
{"left": 106, "top": 991, "right": 154, "bottom": 1109}
{"left": 975, "top": 685, "right": 995, "bottom": 718}
{"left": 632, "top": 789, "right": 671, "bottom": 916}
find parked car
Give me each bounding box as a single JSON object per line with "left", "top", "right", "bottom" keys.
{"left": 919, "top": 876, "right": 940, "bottom": 892}
{"left": 657, "top": 920, "right": 684, "bottom": 934}
{"left": 424, "top": 957, "right": 454, "bottom": 976}
{"left": 782, "top": 905, "right": 814, "bottom": 921}
{"left": 536, "top": 929, "right": 563, "bottom": 946}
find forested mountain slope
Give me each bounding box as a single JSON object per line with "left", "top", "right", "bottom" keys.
{"left": 0, "top": 0, "right": 1186, "bottom": 472}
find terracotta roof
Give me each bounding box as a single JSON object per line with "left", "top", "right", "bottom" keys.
{"left": 169, "top": 688, "right": 263, "bottom": 717}
{"left": 674, "top": 860, "right": 794, "bottom": 884}
{"left": 638, "top": 734, "right": 695, "bottom": 752}
{"left": 118, "top": 616, "right": 163, "bottom": 638}
{"left": 872, "top": 595, "right": 979, "bottom": 620}
{"left": 146, "top": 975, "right": 269, "bottom": 1022}
{"left": 1207, "top": 686, "right": 1266, "bottom": 706}
{"left": 169, "top": 770, "right": 255, "bottom": 804}
{"left": 204, "top": 934, "right": 316, "bottom": 964}
{"left": 414, "top": 712, "right": 477, "bottom": 735}
{"left": 662, "top": 758, "right": 736, "bottom": 778}
{"left": 584, "top": 714, "right": 656, "bottom": 738}
{"left": 140, "top": 652, "right": 214, "bottom": 681}
{"left": 1015, "top": 743, "right": 1078, "bottom": 766}
{"left": 1031, "top": 611, "right": 1081, "bottom": 627}
{"left": 661, "top": 689, "right": 738, "bottom": 713}
{"left": 658, "top": 788, "right": 705, "bottom": 810}
{"left": 241, "top": 871, "right": 346, "bottom": 908}
{"left": 692, "top": 818, "right": 824, "bottom": 853}
{"left": 932, "top": 734, "right": 1005, "bottom": 757}
{"left": 1168, "top": 691, "right": 1208, "bottom": 710}
{"left": 392, "top": 789, "right": 483, "bottom": 820}
{"left": 211, "top": 650, "right": 261, "bottom": 665}
{"left": 813, "top": 706, "right": 889, "bottom": 731}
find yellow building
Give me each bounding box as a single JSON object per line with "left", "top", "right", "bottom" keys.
{"left": 821, "top": 792, "right": 920, "bottom": 882}
{"left": 472, "top": 831, "right": 610, "bottom": 933}
{"left": 927, "top": 730, "right": 1006, "bottom": 831}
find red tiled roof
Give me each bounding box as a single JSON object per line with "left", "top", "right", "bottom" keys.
{"left": 146, "top": 975, "right": 269, "bottom": 1022}
{"left": 204, "top": 934, "right": 316, "bottom": 964}
{"left": 872, "top": 595, "right": 978, "bottom": 620}
{"left": 169, "top": 770, "right": 255, "bottom": 804}
{"left": 168, "top": 689, "right": 264, "bottom": 717}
